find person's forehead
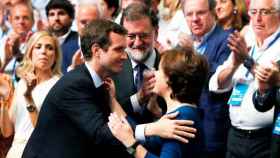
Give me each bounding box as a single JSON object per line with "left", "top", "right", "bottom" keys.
{"left": 109, "top": 32, "right": 126, "bottom": 46}
{"left": 184, "top": 0, "right": 209, "bottom": 11}
{"left": 78, "top": 6, "right": 98, "bottom": 17}
{"left": 250, "top": 0, "right": 274, "bottom": 8}
{"left": 124, "top": 17, "right": 153, "bottom": 30}
{"left": 122, "top": 0, "right": 146, "bottom": 8}
{"left": 49, "top": 8, "right": 68, "bottom": 13}
{"left": 11, "top": 4, "right": 31, "bottom": 16}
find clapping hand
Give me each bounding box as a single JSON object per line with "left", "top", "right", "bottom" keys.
{"left": 22, "top": 72, "right": 37, "bottom": 99}
{"left": 0, "top": 74, "right": 13, "bottom": 107}
{"left": 178, "top": 33, "right": 194, "bottom": 50}
{"left": 255, "top": 62, "right": 280, "bottom": 93}
{"left": 227, "top": 31, "right": 249, "bottom": 66}
{"left": 4, "top": 32, "right": 21, "bottom": 64}
{"left": 137, "top": 70, "right": 156, "bottom": 105}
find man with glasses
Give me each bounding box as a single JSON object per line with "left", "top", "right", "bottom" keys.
{"left": 113, "top": 3, "right": 163, "bottom": 124}
{"left": 209, "top": 0, "right": 280, "bottom": 157}
{"left": 180, "top": 0, "right": 232, "bottom": 158}
{"left": 112, "top": 3, "right": 197, "bottom": 147}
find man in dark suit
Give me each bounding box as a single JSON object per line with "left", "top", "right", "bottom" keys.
{"left": 22, "top": 19, "right": 130, "bottom": 158}
{"left": 46, "top": 0, "right": 79, "bottom": 74}
{"left": 22, "top": 19, "right": 195, "bottom": 158}
{"left": 113, "top": 3, "right": 163, "bottom": 124}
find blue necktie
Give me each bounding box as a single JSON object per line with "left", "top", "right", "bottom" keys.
{"left": 135, "top": 63, "right": 146, "bottom": 90}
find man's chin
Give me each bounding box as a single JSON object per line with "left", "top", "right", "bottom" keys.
{"left": 129, "top": 51, "right": 150, "bottom": 62}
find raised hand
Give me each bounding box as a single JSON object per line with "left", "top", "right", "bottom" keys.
{"left": 178, "top": 33, "right": 194, "bottom": 49}
{"left": 227, "top": 30, "right": 249, "bottom": 66}
{"left": 4, "top": 32, "right": 21, "bottom": 64}
{"left": 104, "top": 77, "right": 116, "bottom": 98}
{"left": 22, "top": 72, "right": 37, "bottom": 98}
{"left": 255, "top": 62, "right": 280, "bottom": 93}
{"left": 0, "top": 74, "right": 13, "bottom": 107}
{"left": 72, "top": 49, "right": 84, "bottom": 67}
{"left": 137, "top": 70, "right": 156, "bottom": 105}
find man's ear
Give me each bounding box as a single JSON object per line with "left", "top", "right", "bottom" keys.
{"left": 91, "top": 43, "right": 101, "bottom": 58}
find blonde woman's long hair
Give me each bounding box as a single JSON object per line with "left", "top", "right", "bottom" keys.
{"left": 162, "top": 0, "right": 181, "bottom": 21}
{"left": 16, "top": 31, "right": 62, "bottom": 78}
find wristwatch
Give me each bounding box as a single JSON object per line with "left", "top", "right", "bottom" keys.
{"left": 126, "top": 141, "right": 140, "bottom": 155}
{"left": 243, "top": 56, "right": 255, "bottom": 71}
{"left": 26, "top": 104, "right": 36, "bottom": 112}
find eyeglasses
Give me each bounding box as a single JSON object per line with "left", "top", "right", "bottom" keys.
{"left": 248, "top": 8, "right": 279, "bottom": 16}
{"left": 127, "top": 32, "right": 152, "bottom": 41}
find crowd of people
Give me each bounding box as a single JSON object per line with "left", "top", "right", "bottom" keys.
{"left": 0, "top": 0, "right": 279, "bottom": 158}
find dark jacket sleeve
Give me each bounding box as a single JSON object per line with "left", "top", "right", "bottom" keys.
{"left": 56, "top": 75, "right": 120, "bottom": 145}
{"left": 253, "top": 88, "right": 276, "bottom": 112}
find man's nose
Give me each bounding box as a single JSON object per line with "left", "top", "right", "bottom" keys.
{"left": 134, "top": 36, "right": 144, "bottom": 46}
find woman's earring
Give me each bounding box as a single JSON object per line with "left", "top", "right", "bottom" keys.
{"left": 233, "top": 9, "right": 237, "bottom": 15}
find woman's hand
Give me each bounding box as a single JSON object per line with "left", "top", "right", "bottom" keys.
{"left": 108, "top": 112, "right": 136, "bottom": 147}
{"left": 104, "top": 78, "right": 116, "bottom": 98}
{"left": 22, "top": 72, "right": 37, "bottom": 98}
{"left": 145, "top": 111, "right": 196, "bottom": 143}
{"left": 0, "top": 74, "right": 13, "bottom": 108}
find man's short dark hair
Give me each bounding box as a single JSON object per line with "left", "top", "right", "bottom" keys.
{"left": 46, "top": 0, "right": 75, "bottom": 19}
{"left": 103, "top": 0, "right": 119, "bottom": 18}
{"left": 80, "top": 19, "right": 127, "bottom": 60}
{"left": 120, "top": 3, "right": 158, "bottom": 29}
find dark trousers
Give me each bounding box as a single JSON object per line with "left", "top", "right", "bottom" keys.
{"left": 271, "top": 134, "right": 280, "bottom": 158}
{"left": 201, "top": 150, "right": 226, "bottom": 158}
{"left": 226, "top": 127, "right": 271, "bottom": 158}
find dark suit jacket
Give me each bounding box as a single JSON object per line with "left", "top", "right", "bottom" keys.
{"left": 22, "top": 64, "right": 131, "bottom": 158}
{"left": 112, "top": 50, "right": 163, "bottom": 123}
{"left": 61, "top": 31, "right": 80, "bottom": 74}
{"left": 198, "top": 25, "right": 232, "bottom": 152}
{"left": 253, "top": 88, "right": 280, "bottom": 158}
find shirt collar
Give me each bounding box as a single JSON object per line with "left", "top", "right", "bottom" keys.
{"left": 85, "top": 62, "right": 103, "bottom": 88}
{"left": 57, "top": 29, "right": 72, "bottom": 45}
{"left": 130, "top": 49, "right": 156, "bottom": 70}
{"left": 257, "top": 26, "right": 280, "bottom": 50}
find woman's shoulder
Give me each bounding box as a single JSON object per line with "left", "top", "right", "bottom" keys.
{"left": 173, "top": 105, "right": 200, "bottom": 120}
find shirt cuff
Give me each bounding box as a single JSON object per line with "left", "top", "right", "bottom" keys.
{"left": 209, "top": 66, "right": 233, "bottom": 93}
{"left": 130, "top": 94, "right": 142, "bottom": 113}
{"left": 67, "top": 65, "right": 74, "bottom": 72}
{"left": 135, "top": 124, "right": 146, "bottom": 142}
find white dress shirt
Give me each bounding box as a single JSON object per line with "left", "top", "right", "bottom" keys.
{"left": 129, "top": 49, "right": 156, "bottom": 113}
{"left": 209, "top": 26, "right": 280, "bottom": 130}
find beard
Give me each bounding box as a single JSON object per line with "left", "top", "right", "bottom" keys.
{"left": 126, "top": 46, "right": 153, "bottom": 63}
{"left": 49, "top": 22, "right": 71, "bottom": 36}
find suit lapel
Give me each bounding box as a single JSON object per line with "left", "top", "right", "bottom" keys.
{"left": 154, "top": 49, "right": 161, "bottom": 70}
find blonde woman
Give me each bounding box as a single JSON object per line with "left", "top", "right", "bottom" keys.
{"left": 157, "top": 0, "right": 190, "bottom": 51}
{"left": 0, "top": 31, "right": 62, "bottom": 158}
